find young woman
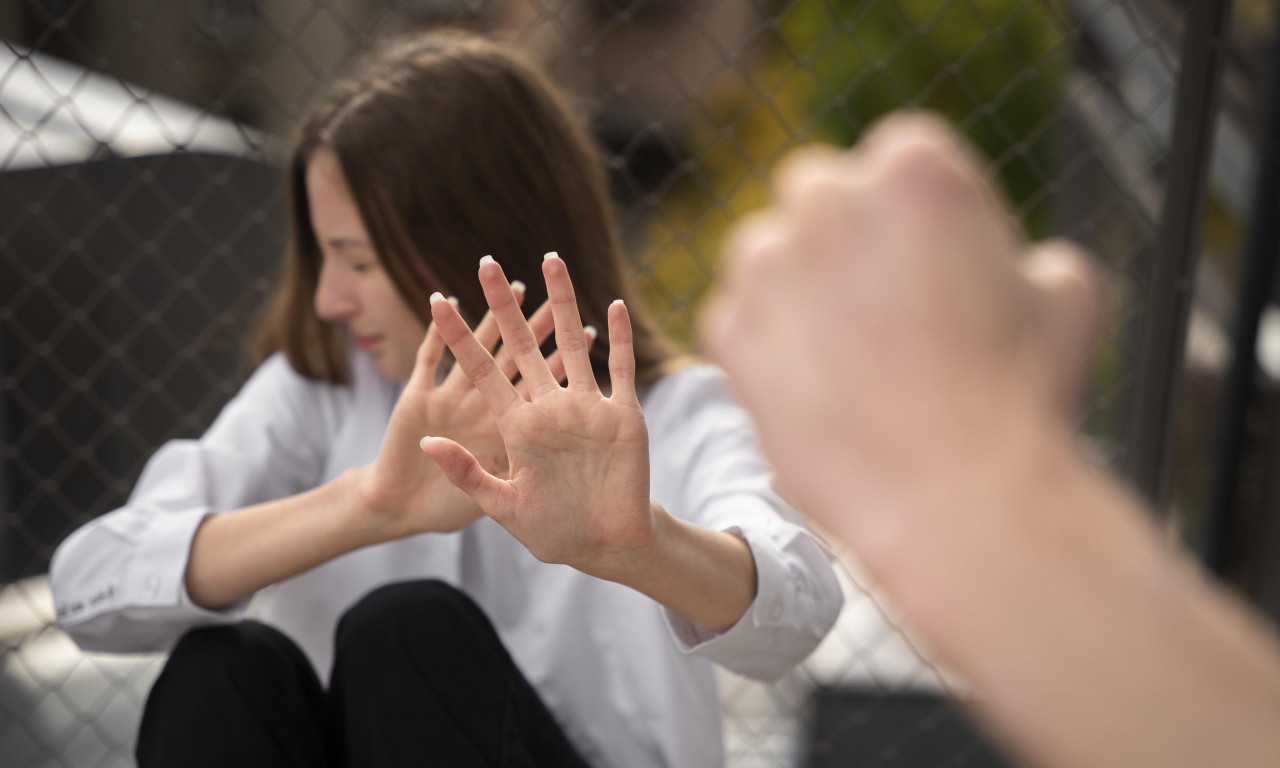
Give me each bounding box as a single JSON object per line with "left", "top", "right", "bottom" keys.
{"left": 49, "top": 29, "right": 842, "bottom": 768}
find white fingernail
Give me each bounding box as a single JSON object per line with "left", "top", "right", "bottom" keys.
{"left": 430, "top": 292, "right": 445, "bottom": 305}
{"left": 419, "top": 436, "right": 433, "bottom": 449}
{"left": 584, "top": 325, "right": 597, "bottom": 340}
{"left": 447, "top": 296, "right": 460, "bottom": 308}
{"left": 612, "top": 299, "right": 624, "bottom": 306}
{"left": 511, "top": 280, "right": 526, "bottom": 294}
{"left": 480, "top": 254, "right": 495, "bottom": 266}
{"left": 544, "top": 251, "right": 560, "bottom": 261}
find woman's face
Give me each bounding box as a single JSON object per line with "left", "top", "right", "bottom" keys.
{"left": 306, "top": 147, "right": 427, "bottom": 382}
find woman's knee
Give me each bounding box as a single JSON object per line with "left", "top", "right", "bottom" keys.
{"left": 161, "top": 620, "right": 314, "bottom": 689}
{"left": 140, "top": 622, "right": 329, "bottom": 767}
{"left": 335, "top": 579, "right": 493, "bottom": 658}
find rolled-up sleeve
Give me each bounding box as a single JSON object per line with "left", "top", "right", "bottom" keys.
{"left": 49, "top": 354, "right": 343, "bottom": 653}
{"left": 645, "top": 365, "right": 843, "bottom": 682}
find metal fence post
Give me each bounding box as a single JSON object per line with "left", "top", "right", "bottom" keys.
{"left": 1202, "top": 9, "right": 1280, "bottom": 577}
{"left": 1122, "top": 0, "right": 1233, "bottom": 513}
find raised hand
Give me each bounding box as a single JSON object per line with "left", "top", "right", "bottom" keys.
{"left": 360, "top": 283, "right": 589, "bottom": 539}
{"left": 701, "top": 113, "right": 1099, "bottom": 544}
{"left": 419, "top": 254, "right": 656, "bottom": 579}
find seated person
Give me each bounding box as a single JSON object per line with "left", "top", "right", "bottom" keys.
{"left": 50, "top": 29, "right": 843, "bottom": 768}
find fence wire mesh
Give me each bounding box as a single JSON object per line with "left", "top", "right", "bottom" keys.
{"left": 0, "top": 0, "right": 1267, "bottom": 765}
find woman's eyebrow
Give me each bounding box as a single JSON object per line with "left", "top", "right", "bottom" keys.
{"left": 324, "top": 236, "right": 374, "bottom": 251}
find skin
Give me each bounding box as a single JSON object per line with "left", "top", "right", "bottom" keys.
{"left": 185, "top": 149, "right": 755, "bottom": 637}
{"left": 420, "top": 254, "right": 758, "bottom": 631}
{"left": 309, "top": 148, "right": 428, "bottom": 383}
{"left": 700, "top": 111, "right": 1280, "bottom": 768}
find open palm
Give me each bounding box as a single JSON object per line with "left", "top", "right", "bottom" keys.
{"left": 421, "top": 254, "right": 655, "bottom": 577}
{"left": 363, "top": 287, "right": 570, "bottom": 539}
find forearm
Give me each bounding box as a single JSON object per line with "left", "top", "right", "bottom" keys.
{"left": 839, "top": 428, "right": 1280, "bottom": 768}
{"left": 597, "top": 502, "right": 758, "bottom": 632}
{"left": 184, "top": 468, "right": 385, "bottom": 609}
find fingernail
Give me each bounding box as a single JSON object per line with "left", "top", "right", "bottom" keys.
{"left": 419, "top": 436, "right": 433, "bottom": 449}
{"left": 511, "top": 280, "right": 526, "bottom": 294}
{"left": 430, "top": 292, "right": 445, "bottom": 305}
{"left": 612, "top": 299, "right": 624, "bottom": 306}
{"left": 447, "top": 296, "right": 459, "bottom": 308}
{"left": 543, "top": 251, "right": 560, "bottom": 261}
{"left": 480, "top": 255, "right": 495, "bottom": 266}
{"left": 584, "top": 325, "right": 597, "bottom": 341}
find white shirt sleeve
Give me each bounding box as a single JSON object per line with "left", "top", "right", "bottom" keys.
{"left": 643, "top": 365, "right": 843, "bottom": 682}
{"left": 48, "top": 354, "right": 346, "bottom": 652}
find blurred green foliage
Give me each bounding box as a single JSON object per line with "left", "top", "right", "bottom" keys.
{"left": 636, "top": 0, "right": 1068, "bottom": 345}
{"left": 780, "top": 0, "right": 1067, "bottom": 230}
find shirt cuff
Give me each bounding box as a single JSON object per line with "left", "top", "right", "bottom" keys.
{"left": 139, "top": 509, "right": 251, "bottom": 615}
{"left": 662, "top": 524, "right": 794, "bottom": 658}
{"left": 59, "top": 507, "right": 249, "bottom": 630}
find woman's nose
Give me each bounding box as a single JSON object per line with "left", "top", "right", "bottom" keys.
{"left": 313, "top": 261, "right": 359, "bottom": 321}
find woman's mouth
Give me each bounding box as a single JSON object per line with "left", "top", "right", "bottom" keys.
{"left": 352, "top": 333, "right": 383, "bottom": 351}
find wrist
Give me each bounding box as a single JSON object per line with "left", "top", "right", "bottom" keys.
{"left": 591, "top": 500, "right": 758, "bottom": 631}
{"left": 584, "top": 499, "right": 670, "bottom": 585}
{"left": 337, "top": 466, "right": 402, "bottom": 547}
{"left": 831, "top": 405, "right": 1084, "bottom": 582}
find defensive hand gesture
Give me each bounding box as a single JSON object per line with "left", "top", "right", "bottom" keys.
{"left": 420, "top": 254, "right": 655, "bottom": 579}
{"left": 362, "top": 284, "right": 591, "bottom": 540}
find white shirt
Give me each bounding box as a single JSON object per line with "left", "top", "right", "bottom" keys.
{"left": 50, "top": 352, "right": 842, "bottom": 768}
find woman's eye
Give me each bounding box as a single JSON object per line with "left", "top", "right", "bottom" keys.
{"left": 351, "top": 261, "right": 375, "bottom": 274}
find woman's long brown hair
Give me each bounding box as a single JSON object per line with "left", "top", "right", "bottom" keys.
{"left": 252, "top": 29, "right": 679, "bottom": 385}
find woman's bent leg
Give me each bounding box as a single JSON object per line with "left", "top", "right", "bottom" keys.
{"left": 136, "top": 620, "right": 332, "bottom": 768}
{"left": 330, "top": 579, "right": 592, "bottom": 768}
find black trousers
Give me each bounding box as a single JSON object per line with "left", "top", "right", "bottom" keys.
{"left": 136, "top": 580, "right": 593, "bottom": 768}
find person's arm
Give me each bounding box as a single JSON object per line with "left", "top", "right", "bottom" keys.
{"left": 642, "top": 365, "right": 844, "bottom": 680}
{"left": 181, "top": 468, "right": 380, "bottom": 609}
{"left": 701, "top": 111, "right": 1280, "bottom": 768}
{"left": 883, "top": 423, "right": 1280, "bottom": 768}
{"left": 186, "top": 291, "right": 581, "bottom": 610}
{"left": 421, "top": 254, "right": 759, "bottom": 632}
{"left": 54, "top": 291, "right": 568, "bottom": 648}
{"left": 49, "top": 354, "right": 342, "bottom": 650}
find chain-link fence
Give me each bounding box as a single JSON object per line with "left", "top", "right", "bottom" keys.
{"left": 1, "top": 0, "right": 1272, "bottom": 766}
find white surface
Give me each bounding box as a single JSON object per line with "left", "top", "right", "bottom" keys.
{"left": 0, "top": 45, "right": 270, "bottom": 170}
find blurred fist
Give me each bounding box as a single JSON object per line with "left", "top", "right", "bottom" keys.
{"left": 701, "top": 112, "right": 1099, "bottom": 546}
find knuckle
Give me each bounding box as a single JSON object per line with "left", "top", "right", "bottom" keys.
{"left": 469, "top": 354, "right": 497, "bottom": 381}
{"left": 507, "top": 336, "right": 541, "bottom": 358}
{"left": 880, "top": 141, "right": 970, "bottom": 205}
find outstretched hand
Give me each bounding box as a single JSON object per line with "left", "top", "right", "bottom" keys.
{"left": 360, "top": 283, "right": 592, "bottom": 540}
{"left": 420, "top": 254, "right": 656, "bottom": 579}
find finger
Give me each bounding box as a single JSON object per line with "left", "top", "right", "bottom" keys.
{"left": 475, "top": 280, "right": 526, "bottom": 352}
{"left": 860, "top": 111, "right": 1015, "bottom": 239}
{"left": 406, "top": 321, "right": 447, "bottom": 391}
{"left": 419, "top": 435, "right": 508, "bottom": 514}
{"left": 607, "top": 300, "right": 639, "bottom": 408}
{"left": 719, "top": 208, "right": 795, "bottom": 299}
{"left": 703, "top": 210, "right": 791, "bottom": 370}
{"left": 698, "top": 287, "right": 741, "bottom": 371}
{"left": 493, "top": 298, "right": 556, "bottom": 383}
{"left": 1019, "top": 240, "right": 1103, "bottom": 418}
{"left": 542, "top": 252, "right": 599, "bottom": 393}
{"left": 518, "top": 324, "right": 595, "bottom": 398}
{"left": 860, "top": 110, "right": 989, "bottom": 183}
{"left": 771, "top": 143, "right": 847, "bottom": 208}
{"left": 430, "top": 292, "right": 523, "bottom": 417}
{"left": 444, "top": 280, "right": 526, "bottom": 390}
{"left": 479, "top": 256, "right": 558, "bottom": 396}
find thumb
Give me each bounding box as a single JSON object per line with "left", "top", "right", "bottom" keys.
{"left": 419, "top": 435, "right": 507, "bottom": 512}
{"left": 1019, "top": 240, "right": 1103, "bottom": 418}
